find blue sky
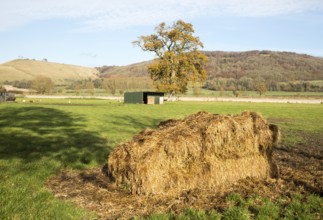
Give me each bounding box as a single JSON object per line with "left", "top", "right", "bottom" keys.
{"left": 1, "top": 0, "right": 323, "bottom": 67}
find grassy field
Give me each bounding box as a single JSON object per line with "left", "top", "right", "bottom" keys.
{"left": 39, "top": 88, "right": 323, "bottom": 98}
{"left": 182, "top": 88, "right": 323, "bottom": 98}
{"left": 0, "top": 99, "right": 322, "bottom": 219}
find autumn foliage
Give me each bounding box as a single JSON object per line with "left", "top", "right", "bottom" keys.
{"left": 133, "top": 20, "right": 208, "bottom": 95}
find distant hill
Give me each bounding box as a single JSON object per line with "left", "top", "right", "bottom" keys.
{"left": 2, "top": 51, "right": 323, "bottom": 92}
{"left": 204, "top": 50, "right": 323, "bottom": 81}
{"left": 0, "top": 59, "right": 99, "bottom": 82}
{"left": 96, "top": 61, "right": 150, "bottom": 78}
{"left": 97, "top": 51, "right": 323, "bottom": 80}
{"left": 97, "top": 50, "right": 323, "bottom": 92}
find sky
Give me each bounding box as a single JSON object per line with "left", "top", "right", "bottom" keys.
{"left": 1, "top": 0, "right": 323, "bottom": 67}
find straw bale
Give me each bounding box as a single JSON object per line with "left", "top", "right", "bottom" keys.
{"left": 107, "top": 111, "right": 280, "bottom": 196}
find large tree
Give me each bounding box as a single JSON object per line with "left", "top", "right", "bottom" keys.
{"left": 133, "top": 20, "right": 208, "bottom": 96}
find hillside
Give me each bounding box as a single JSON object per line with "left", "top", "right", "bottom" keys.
{"left": 97, "top": 51, "right": 323, "bottom": 80}
{"left": 0, "top": 59, "right": 99, "bottom": 82}
{"left": 204, "top": 51, "right": 323, "bottom": 81}
{"left": 96, "top": 61, "right": 150, "bottom": 78}
{"left": 97, "top": 50, "right": 323, "bottom": 92}
{"left": 2, "top": 51, "right": 323, "bottom": 92}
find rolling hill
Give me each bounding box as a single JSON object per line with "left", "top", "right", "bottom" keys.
{"left": 0, "top": 59, "right": 99, "bottom": 82}
{"left": 96, "top": 61, "right": 150, "bottom": 78}
{"left": 97, "top": 50, "right": 323, "bottom": 92}
{"left": 97, "top": 50, "right": 323, "bottom": 81}
{"left": 204, "top": 51, "right": 323, "bottom": 81}
{"left": 2, "top": 51, "right": 323, "bottom": 92}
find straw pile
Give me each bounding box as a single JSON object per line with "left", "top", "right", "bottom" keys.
{"left": 106, "top": 111, "right": 280, "bottom": 196}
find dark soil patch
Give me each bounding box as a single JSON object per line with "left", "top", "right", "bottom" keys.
{"left": 267, "top": 117, "right": 296, "bottom": 124}
{"left": 274, "top": 132, "right": 323, "bottom": 194}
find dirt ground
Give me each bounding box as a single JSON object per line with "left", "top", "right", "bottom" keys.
{"left": 47, "top": 131, "right": 323, "bottom": 219}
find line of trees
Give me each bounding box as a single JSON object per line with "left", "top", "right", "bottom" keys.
{"left": 69, "top": 77, "right": 153, "bottom": 95}
{"left": 1, "top": 77, "right": 55, "bottom": 94}
{"left": 3, "top": 75, "right": 323, "bottom": 97}
{"left": 204, "top": 77, "right": 323, "bottom": 93}
{"left": 2, "top": 77, "right": 154, "bottom": 95}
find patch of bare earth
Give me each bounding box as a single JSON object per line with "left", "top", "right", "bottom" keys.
{"left": 47, "top": 131, "right": 323, "bottom": 220}
{"left": 274, "top": 132, "right": 323, "bottom": 194}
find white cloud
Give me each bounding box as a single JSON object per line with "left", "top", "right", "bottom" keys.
{"left": 0, "top": 0, "right": 322, "bottom": 31}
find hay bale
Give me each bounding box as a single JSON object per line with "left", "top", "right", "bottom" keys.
{"left": 107, "top": 111, "right": 280, "bottom": 196}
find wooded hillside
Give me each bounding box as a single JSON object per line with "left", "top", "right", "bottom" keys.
{"left": 204, "top": 51, "right": 323, "bottom": 81}
{"left": 97, "top": 50, "right": 323, "bottom": 92}
{"left": 2, "top": 51, "right": 323, "bottom": 93}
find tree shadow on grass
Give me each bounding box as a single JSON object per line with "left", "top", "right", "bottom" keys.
{"left": 0, "top": 106, "right": 111, "bottom": 167}
{"left": 108, "top": 114, "right": 163, "bottom": 134}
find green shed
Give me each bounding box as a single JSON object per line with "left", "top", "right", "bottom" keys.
{"left": 124, "top": 92, "right": 164, "bottom": 104}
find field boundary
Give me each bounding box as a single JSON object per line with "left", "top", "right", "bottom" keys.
{"left": 178, "top": 97, "right": 323, "bottom": 104}
{"left": 24, "top": 95, "right": 323, "bottom": 104}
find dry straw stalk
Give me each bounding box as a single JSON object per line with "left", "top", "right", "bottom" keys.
{"left": 107, "top": 111, "right": 280, "bottom": 196}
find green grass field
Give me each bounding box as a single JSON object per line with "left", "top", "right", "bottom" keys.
{"left": 182, "top": 88, "right": 323, "bottom": 98}
{"left": 43, "top": 88, "right": 323, "bottom": 98}
{"left": 0, "top": 99, "right": 322, "bottom": 219}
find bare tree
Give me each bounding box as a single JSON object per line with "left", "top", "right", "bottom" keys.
{"left": 102, "top": 79, "right": 117, "bottom": 95}
{"left": 255, "top": 83, "right": 268, "bottom": 96}
{"left": 85, "top": 80, "right": 95, "bottom": 95}
{"left": 32, "top": 76, "right": 54, "bottom": 94}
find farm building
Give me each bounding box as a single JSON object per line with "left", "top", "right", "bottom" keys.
{"left": 0, "top": 92, "right": 16, "bottom": 102}
{"left": 0, "top": 85, "right": 32, "bottom": 102}
{"left": 124, "top": 92, "right": 164, "bottom": 104}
